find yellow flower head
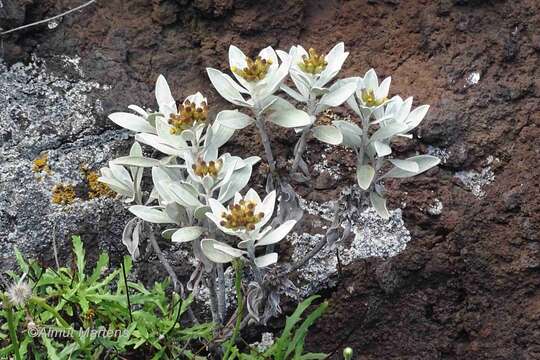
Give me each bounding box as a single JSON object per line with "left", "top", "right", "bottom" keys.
{"left": 220, "top": 200, "right": 264, "bottom": 231}
{"left": 298, "top": 48, "right": 328, "bottom": 75}
{"left": 360, "top": 88, "right": 386, "bottom": 107}
{"left": 192, "top": 158, "right": 222, "bottom": 178}
{"left": 169, "top": 99, "right": 208, "bottom": 135}
{"left": 231, "top": 56, "right": 273, "bottom": 82}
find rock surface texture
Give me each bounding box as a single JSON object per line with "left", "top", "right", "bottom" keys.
{"left": 1, "top": 0, "right": 539, "bottom": 359}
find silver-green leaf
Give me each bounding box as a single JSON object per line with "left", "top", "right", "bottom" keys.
{"left": 369, "top": 192, "right": 390, "bottom": 219}
{"left": 312, "top": 125, "right": 343, "bottom": 145}
{"left": 357, "top": 164, "right": 375, "bottom": 190}
{"left": 171, "top": 226, "right": 204, "bottom": 243}
{"left": 382, "top": 155, "right": 440, "bottom": 179}
{"left": 128, "top": 205, "right": 174, "bottom": 224}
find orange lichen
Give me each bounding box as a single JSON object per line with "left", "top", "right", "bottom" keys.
{"left": 51, "top": 184, "right": 76, "bottom": 205}
{"left": 82, "top": 167, "right": 115, "bottom": 199}
{"left": 32, "top": 153, "right": 52, "bottom": 175}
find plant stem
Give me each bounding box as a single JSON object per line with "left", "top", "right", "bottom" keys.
{"left": 254, "top": 115, "right": 276, "bottom": 174}
{"left": 204, "top": 189, "right": 225, "bottom": 325}
{"left": 149, "top": 229, "right": 181, "bottom": 294}
{"left": 283, "top": 198, "right": 342, "bottom": 275}
{"left": 217, "top": 263, "right": 226, "bottom": 322}
{"left": 291, "top": 128, "right": 310, "bottom": 173}
{"left": 247, "top": 245, "right": 263, "bottom": 284}
{"left": 120, "top": 258, "right": 133, "bottom": 323}
{"left": 291, "top": 98, "right": 316, "bottom": 174}
{"left": 286, "top": 235, "right": 328, "bottom": 275}
{"left": 358, "top": 116, "right": 369, "bottom": 167}
{"left": 222, "top": 260, "right": 244, "bottom": 360}
{"left": 30, "top": 297, "right": 70, "bottom": 328}
{"left": 52, "top": 225, "right": 60, "bottom": 270}
{"left": 30, "top": 296, "right": 85, "bottom": 347}
{"left": 5, "top": 301, "right": 21, "bottom": 360}
{"left": 207, "top": 272, "right": 221, "bottom": 324}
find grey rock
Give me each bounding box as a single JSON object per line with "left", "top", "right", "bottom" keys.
{"left": 291, "top": 190, "right": 411, "bottom": 298}
{"left": 0, "top": 57, "right": 132, "bottom": 269}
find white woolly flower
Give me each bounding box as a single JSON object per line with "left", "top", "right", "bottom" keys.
{"left": 7, "top": 279, "right": 32, "bottom": 307}
{"left": 109, "top": 75, "right": 235, "bottom": 159}
{"left": 356, "top": 68, "right": 391, "bottom": 109}
{"left": 208, "top": 189, "right": 276, "bottom": 241}
{"left": 286, "top": 42, "right": 349, "bottom": 100}
{"left": 345, "top": 68, "right": 391, "bottom": 122}
{"left": 186, "top": 153, "right": 260, "bottom": 195}
{"left": 377, "top": 96, "right": 430, "bottom": 136}
{"left": 155, "top": 75, "right": 209, "bottom": 134}
{"left": 357, "top": 68, "right": 391, "bottom": 107}
{"left": 135, "top": 75, "right": 235, "bottom": 158}
{"left": 202, "top": 189, "right": 296, "bottom": 267}
{"left": 206, "top": 45, "right": 291, "bottom": 108}
{"left": 137, "top": 76, "right": 207, "bottom": 152}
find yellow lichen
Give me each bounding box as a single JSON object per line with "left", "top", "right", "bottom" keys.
{"left": 220, "top": 200, "right": 264, "bottom": 231}
{"left": 231, "top": 56, "right": 273, "bottom": 82}
{"left": 192, "top": 158, "right": 222, "bottom": 178}
{"left": 83, "top": 168, "right": 115, "bottom": 199}
{"left": 360, "top": 89, "right": 386, "bottom": 107}
{"left": 32, "top": 153, "right": 51, "bottom": 175}
{"left": 169, "top": 100, "right": 208, "bottom": 135}
{"left": 51, "top": 184, "right": 76, "bottom": 205}
{"left": 298, "top": 48, "right": 328, "bottom": 75}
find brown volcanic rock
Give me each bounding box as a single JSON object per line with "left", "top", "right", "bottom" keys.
{"left": 2, "top": 0, "right": 540, "bottom": 358}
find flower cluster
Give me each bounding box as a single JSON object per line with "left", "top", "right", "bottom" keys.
{"left": 192, "top": 158, "right": 222, "bottom": 178}
{"left": 219, "top": 200, "right": 264, "bottom": 231}
{"left": 232, "top": 56, "right": 273, "bottom": 82}
{"left": 297, "top": 48, "right": 328, "bottom": 74}
{"left": 169, "top": 93, "right": 208, "bottom": 134}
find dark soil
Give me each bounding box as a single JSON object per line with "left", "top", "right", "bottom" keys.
{"left": 2, "top": 0, "right": 540, "bottom": 359}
